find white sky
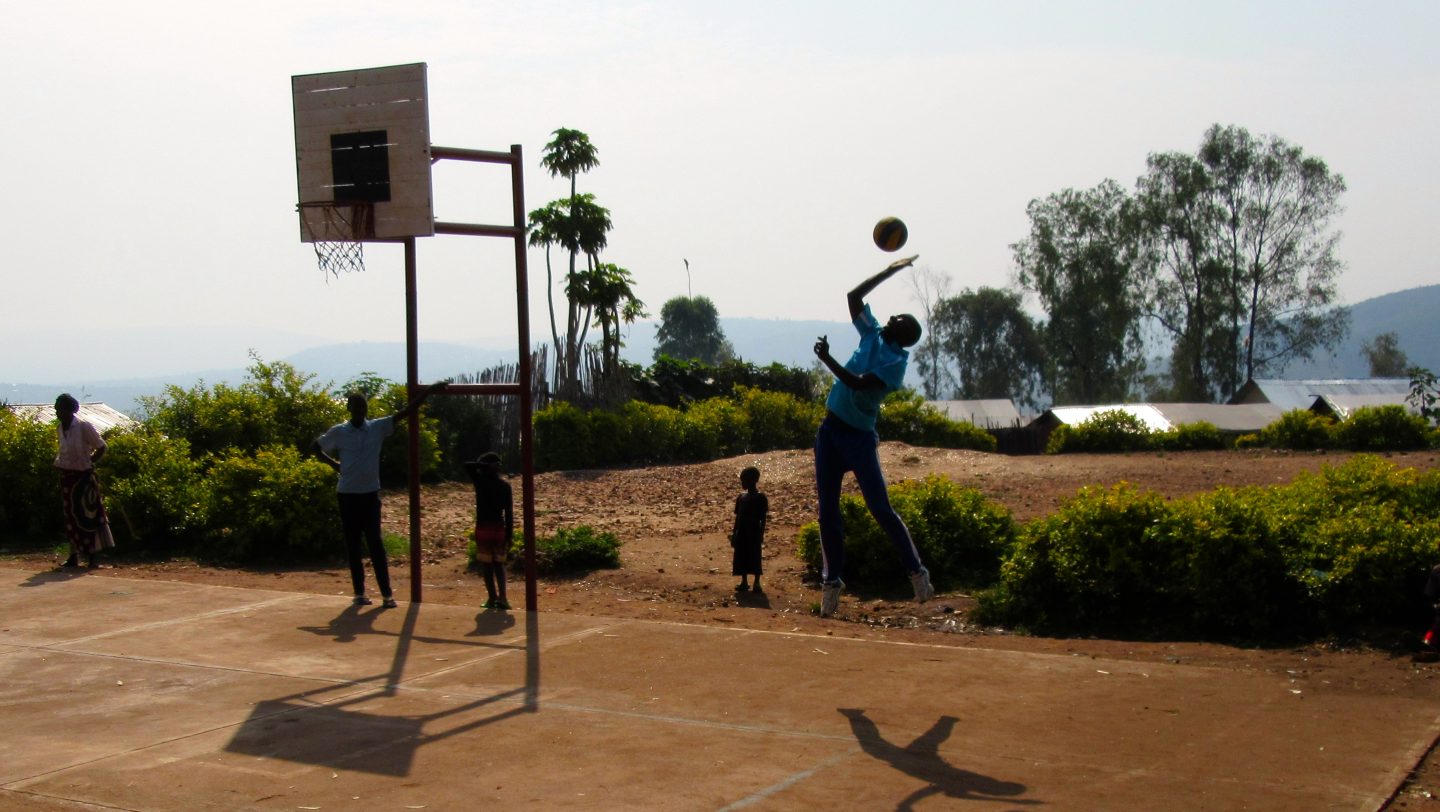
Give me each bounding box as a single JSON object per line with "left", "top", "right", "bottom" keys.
{"left": 3, "top": 0, "right": 1437, "bottom": 372}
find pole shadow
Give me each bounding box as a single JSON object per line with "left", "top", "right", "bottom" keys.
{"left": 839, "top": 708, "right": 1041, "bottom": 810}
{"left": 224, "top": 602, "right": 540, "bottom": 776}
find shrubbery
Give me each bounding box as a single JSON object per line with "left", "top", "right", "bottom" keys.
{"left": 1047, "top": 410, "right": 1226, "bottom": 454}
{"left": 469, "top": 524, "right": 622, "bottom": 575}
{"left": 795, "top": 475, "right": 1015, "bottom": 593}
{"left": 1234, "top": 405, "right": 1432, "bottom": 451}
{"left": 0, "top": 409, "right": 59, "bottom": 536}
{"left": 534, "top": 387, "right": 991, "bottom": 471}
{"left": 974, "top": 455, "right": 1440, "bottom": 638}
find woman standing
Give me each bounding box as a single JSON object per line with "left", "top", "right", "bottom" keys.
{"left": 53, "top": 393, "right": 114, "bottom": 568}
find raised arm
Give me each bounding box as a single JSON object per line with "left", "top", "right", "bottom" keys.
{"left": 391, "top": 380, "right": 451, "bottom": 425}
{"left": 846, "top": 254, "right": 918, "bottom": 319}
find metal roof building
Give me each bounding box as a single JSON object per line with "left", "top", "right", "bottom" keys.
{"left": 928, "top": 399, "right": 1024, "bottom": 429}
{"left": 1229, "top": 378, "right": 1412, "bottom": 412}
{"left": 5, "top": 402, "right": 138, "bottom": 433}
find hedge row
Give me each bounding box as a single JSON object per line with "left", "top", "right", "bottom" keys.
{"left": 534, "top": 387, "right": 995, "bottom": 470}
{"left": 972, "top": 455, "right": 1440, "bottom": 639}
{"left": 1048, "top": 405, "right": 1438, "bottom": 454}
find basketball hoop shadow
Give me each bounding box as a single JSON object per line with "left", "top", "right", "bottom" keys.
{"left": 223, "top": 604, "right": 539, "bottom": 776}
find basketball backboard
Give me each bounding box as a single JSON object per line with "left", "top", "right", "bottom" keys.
{"left": 292, "top": 63, "right": 434, "bottom": 242}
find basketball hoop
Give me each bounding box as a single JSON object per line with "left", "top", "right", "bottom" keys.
{"left": 298, "top": 200, "right": 375, "bottom": 277}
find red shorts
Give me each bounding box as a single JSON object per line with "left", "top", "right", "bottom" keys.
{"left": 473, "top": 522, "right": 509, "bottom": 564}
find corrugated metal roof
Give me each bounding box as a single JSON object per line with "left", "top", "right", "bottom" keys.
{"left": 928, "top": 399, "right": 1023, "bottom": 428}
{"left": 5, "top": 403, "right": 138, "bottom": 433}
{"left": 1149, "top": 402, "right": 1283, "bottom": 433}
{"left": 1230, "top": 378, "right": 1411, "bottom": 411}
{"left": 1310, "top": 393, "right": 1420, "bottom": 420}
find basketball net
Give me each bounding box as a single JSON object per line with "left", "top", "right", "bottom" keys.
{"left": 298, "top": 201, "right": 375, "bottom": 277}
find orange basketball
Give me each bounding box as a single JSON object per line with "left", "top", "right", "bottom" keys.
{"left": 873, "top": 217, "right": 908, "bottom": 252}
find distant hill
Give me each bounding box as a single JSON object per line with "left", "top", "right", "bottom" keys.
{"left": 6, "top": 288, "right": 1434, "bottom": 416}
{"left": 1277, "top": 285, "right": 1440, "bottom": 377}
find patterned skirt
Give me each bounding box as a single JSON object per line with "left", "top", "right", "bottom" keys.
{"left": 59, "top": 468, "right": 116, "bottom": 555}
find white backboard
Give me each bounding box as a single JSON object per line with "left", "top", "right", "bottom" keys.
{"left": 292, "top": 63, "right": 434, "bottom": 241}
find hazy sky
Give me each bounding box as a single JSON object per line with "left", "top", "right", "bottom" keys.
{"left": 4, "top": 1, "right": 1437, "bottom": 376}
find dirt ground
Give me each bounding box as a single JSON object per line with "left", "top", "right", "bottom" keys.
{"left": 9, "top": 446, "right": 1440, "bottom": 808}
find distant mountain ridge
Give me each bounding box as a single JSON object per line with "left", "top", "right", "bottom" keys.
{"left": 1277, "top": 284, "right": 1440, "bottom": 378}
{"left": 5, "top": 286, "right": 1436, "bottom": 415}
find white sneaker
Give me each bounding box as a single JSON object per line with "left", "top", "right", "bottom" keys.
{"left": 820, "top": 580, "right": 843, "bottom": 617}
{"left": 910, "top": 568, "right": 935, "bottom": 602}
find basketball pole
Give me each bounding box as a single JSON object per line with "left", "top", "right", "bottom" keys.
{"left": 405, "top": 236, "right": 422, "bottom": 603}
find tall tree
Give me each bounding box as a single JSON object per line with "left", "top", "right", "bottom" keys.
{"left": 1136, "top": 124, "right": 1349, "bottom": 401}
{"left": 1362, "top": 331, "right": 1410, "bottom": 377}
{"left": 529, "top": 129, "right": 615, "bottom": 394}
{"left": 928, "top": 287, "right": 1046, "bottom": 412}
{"left": 907, "top": 265, "right": 956, "bottom": 399}
{"left": 654, "top": 296, "right": 734, "bottom": 364}
{"left": 1013, "top": 180, "right": 1146, "bottom": 405}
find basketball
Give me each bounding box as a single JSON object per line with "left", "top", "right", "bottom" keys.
{"left": 873, "top": 217, "right": 908, "bottom": 252}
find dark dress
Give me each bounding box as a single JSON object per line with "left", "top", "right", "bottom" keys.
{"left": 731, "top": 490, "right": 768, "bottom": 576}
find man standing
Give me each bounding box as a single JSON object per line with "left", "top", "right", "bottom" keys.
{"left": 812, "top": 255, "right": 933, "bottom": 618}
{"left": 313, "top": 383, "right": 445, "bottom": 607}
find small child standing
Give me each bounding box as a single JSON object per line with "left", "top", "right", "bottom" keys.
{"left": 465, "top": 452, "right": 513, "bottom": 610}
{"left": 730, "top": 466, "right": 768, "bottom": 593}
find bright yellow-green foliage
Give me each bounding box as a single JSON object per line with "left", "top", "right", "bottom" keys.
{"left": 795, "top": 475, "right": 1015, "bottom": 592}
{"left": 467, "top": 525, "right": 622, "bottom": 575}
{"left": 0, "top": 408, "right": 59, "bottom": 535}
{"left": 976, "top": 455, "right": 1440, "bottom": 638}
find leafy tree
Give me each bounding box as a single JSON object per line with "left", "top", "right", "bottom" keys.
{"left": 1014, "top": 180, "right": 1145, "bottom": 404}
{"left": 928, "top": 287, "right": 1046, "bottom": 412}
{"left": 1135, "top": 124, "right": 1349, "bottom": 401}
{"left": 570, "top": 262, "right": 646, "bottom": 376}
{"left": 1362, "top": 332, "right": 1410, "bottom": 377}
{"left": 653, "top": 296, "right": 734, "bottom": 365}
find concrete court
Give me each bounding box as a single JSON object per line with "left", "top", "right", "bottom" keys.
{"left": 0, "top": 567, "right": 1435, "bottom": 811}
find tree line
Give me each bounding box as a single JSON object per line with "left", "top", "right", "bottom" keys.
{"left": 915, "top": 123, "right": 1350, "bottom": 410}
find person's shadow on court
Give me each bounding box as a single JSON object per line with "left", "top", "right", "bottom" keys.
{"left": 467, "top": 609, "right": 517, "bottom": 637}
{"left": 839, "top": 708, "right": 1039, "bottom": 810}
{"left": 298, "top": 603, "right": 382, "bottom": 643}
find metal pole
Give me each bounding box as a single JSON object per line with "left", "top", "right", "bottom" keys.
{"left": 405, "top": 236, "right": 423, "bottom": 603}
{"left": 510, "top": 143, "right": 539, "bottom": 613}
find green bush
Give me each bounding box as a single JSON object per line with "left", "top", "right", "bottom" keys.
{"left": 0, "top": 409, "right": 59, "bottom": 536}
{"left": 796, "top": 475, "right": 1015, "bottom": 593}
{"left": 978, "top": 483, "right": 1176, "bottom": 634}
{"left": 1046, "top": 409, "right": 1154, "bottom": 454}
{"left": 976, "top": 455, "right": 1440, "bottom": 639}
{"left": 1253, "top": 409, "right": 1333, "bottom": 450}
{"left": 619, "top": 401, "right": 682, "bottom": 464}
{"left": 204, "top": 445, "right": 337, "bottom": 562}
{"left": 102, "top": 429, "right": 207, "bottom": 551}
{"left": 1150, "top": 487, "right": 1300, "bottom": 637}
{"left": 1155, "top": 421, "right": 1227, "bottom": 451}
{"left": 678, "top": 397, "right": 749, "bottom": 461}
{"left": 878, "top": 390, "right": 997, "bottom": 452}
{"left": 141, "top": 355, "right": 343, "bottom": 457}
{"left": 534, "top": 401, "right": 593, "bottom": 470}
{"left": 1331, "top": 405, "right": 1430, "bottom": 451}
{"left": 528, "top": 525, "right": 622, "bottom": 574}
{"left": 735, "top": 386, "right": 823, "bottom": 452}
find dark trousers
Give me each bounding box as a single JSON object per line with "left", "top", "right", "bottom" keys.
{"left": 814, "top": 414, "right": 923, "bottom": 584}
{"left": 338, "top": 491, "right": 392, "bottom": 598}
